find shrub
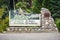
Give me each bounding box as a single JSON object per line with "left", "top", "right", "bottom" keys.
{"left": 56, "top": 19, "right": 60, "bottom": 32}
{"left": 0, "top": 8, "right": 9, "bottom": 33}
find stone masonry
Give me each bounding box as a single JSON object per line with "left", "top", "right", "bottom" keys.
{"left": 41, "top": 8, "right": 57, "bottom": 30}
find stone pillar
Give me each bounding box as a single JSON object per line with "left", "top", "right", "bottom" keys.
{"left": 41, "top": 8, "right": 57, "bottom": 30}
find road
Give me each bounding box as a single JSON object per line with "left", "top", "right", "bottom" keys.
{"left": 0, "top": 33, "right": 60, "bottom": 40}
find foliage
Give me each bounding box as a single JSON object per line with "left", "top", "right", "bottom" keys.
{"left": 0, "top": 17, "right": 9, "bottom": 32}
{"left": 16, "top": 0, "right": 60, "bottom": 17}
{"left": 0, "top": 8, "right": 4, "bottom": 17}
{"left": 0, "top": 8, "right": 9, "bottom": 32}
{"left": 0, "top": 0, "right": 9, "bottom": 32}
{"left": 16, "top": 1, "right": 31, "bottom": 13}
{"left": 16, "top": 2, "right": 27, "bottom": 9}
{"left": 56, "top": 19, "right": 60, "bottom": 32}
{"left": 31, "top": 0, "right": 42, "bottom": 13}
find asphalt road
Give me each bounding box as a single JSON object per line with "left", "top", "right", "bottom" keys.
{"left": 0, "top": 33, "right": 60, "bottom": 40}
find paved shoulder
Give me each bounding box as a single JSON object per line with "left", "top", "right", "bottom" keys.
{"left": 0, "top": 33, "right": 60, "bottom": 40}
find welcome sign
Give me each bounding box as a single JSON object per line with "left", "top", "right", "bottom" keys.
{"left": 9, "top": 10, "right": 41, "bottom": 26}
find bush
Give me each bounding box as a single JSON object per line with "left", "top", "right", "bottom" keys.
{"left": 0, "top": 17, "right": 9, "bottom": 33}
{"left": 56, "top": 19, "right": 60, "bottom": 32}
{"left": 0, "top": 8, "right": 9, "bottom": 33}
